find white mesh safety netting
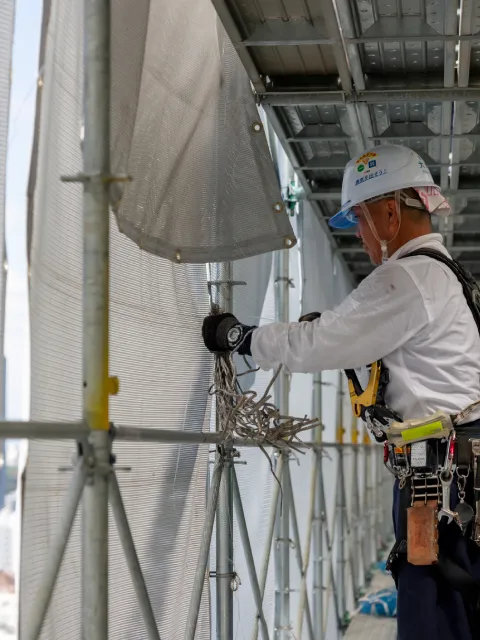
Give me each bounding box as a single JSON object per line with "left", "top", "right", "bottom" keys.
{"left": 110, "top": 0, "right": 296, "bottom": 263}
{"left": 300, "top": 202, "right": 353, "bottom": 315}
{"left": 0, "top": 0, "right": 13, "bottom": 427}
{"left": 21, "top": 0, "right": 215, "bottom": 637}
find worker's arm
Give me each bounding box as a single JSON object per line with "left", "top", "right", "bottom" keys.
{"left": 250, "top": 263, "right": 429, "bottom": 372}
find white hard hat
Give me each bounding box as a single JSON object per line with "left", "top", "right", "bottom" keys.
{"left": 329, "top": 144, "right": 451, "bottom": 229}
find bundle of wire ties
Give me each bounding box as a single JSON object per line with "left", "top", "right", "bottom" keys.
{"left": 210, "top": 328, "right": 322, "bottom": 454}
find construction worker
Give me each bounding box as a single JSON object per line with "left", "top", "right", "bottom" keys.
{"left": 202, "top": 144, "right": 480, "bottom": 639}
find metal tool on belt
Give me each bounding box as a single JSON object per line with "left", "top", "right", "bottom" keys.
{"left": 385, "top": 429, "right": 480, "bottom": 566}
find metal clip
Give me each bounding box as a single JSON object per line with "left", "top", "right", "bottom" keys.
{"left": 470, "top": 439, "right": 480, "bottom": 545}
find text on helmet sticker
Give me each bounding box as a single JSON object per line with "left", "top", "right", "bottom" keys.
{"left": 417, "top": 158, "right": 430, "bottom": 175}
{"left": 355, "top": 168, "right": 387, "bottom": 186}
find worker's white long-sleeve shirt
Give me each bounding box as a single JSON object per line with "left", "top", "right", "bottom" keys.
{"left": 251, "top": 233, "right": 480, "bottom": 421}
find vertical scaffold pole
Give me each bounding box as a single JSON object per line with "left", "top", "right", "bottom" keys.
{"left": 82, "top": 0, "right": 112, "bottom": 637}
{"left": 350, "top": 410, "right": 362, "bottom": 596}
{"left": 335, "top": 372, "right": 347, "bottom": 626}
{"left": 274, "top": 247, "right": 290, "bottom": 640}
{"left": 214, "top": 263, "right": 234, "bottom": 639}
{"left": 362, "top": 425, "right": 373, "bottom": 582}
{"left": 312, "top": 372, "right": 324, "bottom": 639}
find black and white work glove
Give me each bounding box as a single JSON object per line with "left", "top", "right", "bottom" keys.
{"left": 202, "top": 313, "right": 257, "bottom": 356}
{"left": 298, "top": 311, "right": 321, "bottom": 323}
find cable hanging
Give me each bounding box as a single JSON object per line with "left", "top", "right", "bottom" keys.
{"left": 210, "top": 334, "right": 322, "bottom": 453}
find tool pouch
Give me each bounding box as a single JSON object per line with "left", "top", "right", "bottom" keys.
{"left": 407, "top": 500, "right": 439, "bottom": 565}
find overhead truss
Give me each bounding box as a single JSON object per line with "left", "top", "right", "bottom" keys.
{"left": 212, "top": 0, "right": 480, "bottom": 283}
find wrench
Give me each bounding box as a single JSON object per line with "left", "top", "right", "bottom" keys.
{"left": 438, "top": 470, "right": 457, "bottom": 524}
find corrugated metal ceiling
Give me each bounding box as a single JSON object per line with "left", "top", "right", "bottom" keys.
{"left": 213, "top": 0, "right": 480, "bottom": 284}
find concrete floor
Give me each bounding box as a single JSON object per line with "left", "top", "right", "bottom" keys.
{"left": 344, "top": 570, "right": 397, "bottom": 640}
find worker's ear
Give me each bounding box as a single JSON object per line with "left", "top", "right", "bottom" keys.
{"left": 386, "top": 197, "right": 400, "bottom": 231}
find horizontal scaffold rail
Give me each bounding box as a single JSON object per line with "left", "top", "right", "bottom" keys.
{"left": 0, "top": 420, "right": 371, "bottom": 449}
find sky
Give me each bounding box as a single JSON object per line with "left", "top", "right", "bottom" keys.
{"left": 5, "top": 0, "right": 42, "bottom": 446}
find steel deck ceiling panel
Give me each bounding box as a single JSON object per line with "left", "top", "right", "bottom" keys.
{"left": 213, "top": 0, "right": 480, "bottom": 284}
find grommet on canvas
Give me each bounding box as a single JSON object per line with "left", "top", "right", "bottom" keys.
{"left": 284, "top": 237, "right": 294, "bottom": 247}
{"left": 273, "top": 202, "right": 284, "bottom": 213}
{"left": 175, "top": 250, "right": 182, "bottom": 262}
{"left": 252, "top": 121, "right": 263, "bottom": 133}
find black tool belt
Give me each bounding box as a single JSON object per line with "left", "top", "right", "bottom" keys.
{"left": 386, "top": 429, "right": 480, "bottom": 612}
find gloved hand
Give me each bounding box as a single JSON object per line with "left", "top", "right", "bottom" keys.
{"left": 202, "top": 313, "right": 257, "bottom": 355}
{"left": 298, "top": 311, "right": 321, "bottom": 323}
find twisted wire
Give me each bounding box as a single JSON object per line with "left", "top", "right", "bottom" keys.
{"left": 210, "top": 346, "right": 321, "bottom": 453}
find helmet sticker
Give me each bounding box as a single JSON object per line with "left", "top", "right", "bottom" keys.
{"left": 356, "top": 151, "right": 377, "bottom": 165}
{"left": 355, "top": 168, "right": 387, "bottom": 186}
{"left": 417, "top": 158, "right": 430, "bottom": 175}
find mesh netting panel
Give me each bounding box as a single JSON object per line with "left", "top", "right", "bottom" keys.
{"left": 301, "top": 202, "right": 352, "bottom": 315}
{"left": 110, "top": 0, "right": 295, "bottom": 263}
{"left": 21, "top": 1, "right": 212, "bottom": 637}
{"left": 0, "top": 0, "right": 13, "bottom": 420}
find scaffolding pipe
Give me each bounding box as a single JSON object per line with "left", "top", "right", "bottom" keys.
{"left": 336, "top": 373, "right": 347, "bottom": 622}
{"left": 274, "top": 456, "right": 291, "bottom": 640}
{"left": 284, "top": 464, "right": 314, "bottom": 640}
{"left": 185, "top": 455, "right": 224, "bottom": 640}
{"left": 0, "top": 419, "right": 372, "bottom": 448}
{"left": 25, "top": 462, "right": 87, "bottom": 640}
{"left": 252, "top": 454, "right": 284, "bottom": 640}
{"left": 81, "top": 0, "right": 112, "bottom": 637}
{"left": 0, "top": 421, "right": 88, "bottom": 439}
{"left": 213, "top": 263, "right": 235, "bottom": 640}
{"left": 312, "top": 372, "right": 324, "bottom": 639}
{"left": 232, "top": 467, "right": 270, "bottom": 640}
{"left": 273, "top": 243, "right": 291, "bottom": 639}
{"left": 216, "top": 449, "right": 234, "bottom": 639}
{"left": 109, "top": 473, "right": 161, "bottom": 640}
{"left": 350, "top": 413, "right": 362, "bottom": 594}
{"left": 296, "top": 431, "right": 318, "bottom": 639}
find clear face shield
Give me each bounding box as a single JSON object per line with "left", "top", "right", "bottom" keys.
{"left": 358, "top": 190, "right": 427, "bottom": 263}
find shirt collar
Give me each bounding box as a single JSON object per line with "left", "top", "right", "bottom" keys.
{"left": 388, "top": 233, "right": 446, "bottom": 263}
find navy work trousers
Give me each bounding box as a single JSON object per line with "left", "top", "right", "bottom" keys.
{"left": 392, "top": 479, "right": 480, "bottom": 640}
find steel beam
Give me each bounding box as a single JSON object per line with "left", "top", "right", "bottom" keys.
{"left": 320, "top": 0, "right": 353, "bottom": 93}
{"left": 260, "top": 88, "right": 480, "bottom": 106}
{"left": 302, "top": 160, "right": 480, "bottom": 170}
{"left": 370, "top": 132, "right": 480, "bottom": 141}
{"left": 338, "top": 244, "right": 480, "bottom": 254}
{"left": 334, "top": 0, "right": 374, "bottom": 149}
{"left": 211, "top": 0, "right": 265, "bottom": 92}
{"left": 347, "top": 34, "right": 480, "bottom": 43}
{"left": 309, "top": 188, "right": 480, "bottom": 202}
